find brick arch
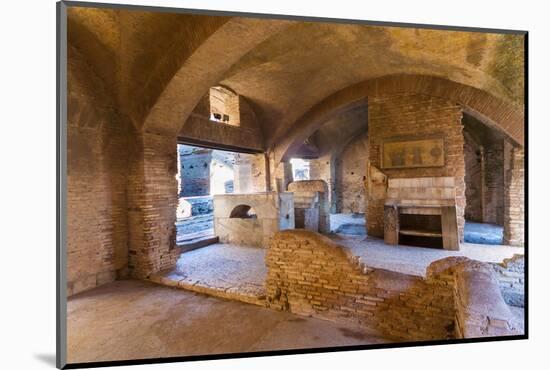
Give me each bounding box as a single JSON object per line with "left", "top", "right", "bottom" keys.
{"left": 67, "top": 13, "right": 118, "bottom": 106}
{"left": 275, "top": 74, "right": 524, "bottom": 163}
{"left": 142, "top": 18, "right": 290, "bottom": 137}
{"left": 67, "top": 44, "right": 115, "bottom": 116}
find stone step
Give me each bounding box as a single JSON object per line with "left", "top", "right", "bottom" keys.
{"left": 176, "top": 235, "right": 219, "bottom": 253}
{"left": 149, "top": 270, "right": 266, "bottom": 307}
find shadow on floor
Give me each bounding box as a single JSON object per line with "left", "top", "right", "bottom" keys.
{"left": 33, "top": 353, "right": 56, "bottom": 367}
{"left": 464, "top": 222, "right": 503, "bottom": 245}
{"left": 330, "top": 213, "right": 366, "bottom": 235}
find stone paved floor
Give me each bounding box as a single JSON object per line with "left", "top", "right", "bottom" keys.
{"left": 330, "top": 213, "right": 366, "bottom": 235}
{"left": 508, "top": 306, "right": 526, "bottom": 333}
{"left": 67, "top": 280, "right": 392, "bottom": 364}
{"left": 464, "top": 221, "right": 504, "bottom": 245}
{"left": 156, "top": 231, "right": 522, "bottom": 302}
{"left": 331, "top": 234, "right": 524, "bottom": 277}
{"left": 175, "top": 213, "right": 214, "bottom": 244}
{"left": 151, "top": 244, "right": 267, "bottom": 304}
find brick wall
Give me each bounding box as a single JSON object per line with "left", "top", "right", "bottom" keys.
{"left": 178, "top": 146, "right": 212, "bottom": 196}
{"left": 209, "top": 86, "right": 240, "bottom": 126}
{"left": 337, "top": 132, "right": 368, "bottom": 214}
{"left": 464, "top": 133, "right": 483, "bottom": 222}
{"left": 266, "top": 230, "right": 456, "bottom": 340}
{"left": 266, "top": 230, "right": 522, "bottom": 340}
{"left": 180, "top": 93, "right": 264, "bottom": 152}
{"left": 448, "top": 258, "right": 522, "bottom": 337}
{"left": 503, "top": 146, "right": 525, "bottom": 246}
{"left": 463, "top": 131, "right": 505, "bottom": 226}
{"left": 367, "top": 94, "right": 465, "bottom": 240}
{"left": 483, "top": 141, "right": 504, "bottom": 225}
{"left": 126, "top": 133, "right": 181, "bottom": 279}
{"left": 67, "top": 72, "right": 130, "bottom": 296}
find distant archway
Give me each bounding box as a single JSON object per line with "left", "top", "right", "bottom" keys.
{"left": 229, "top": 204, "right": 258, "bottom": 219}
{"left": 275, "top": 74, "right": 524, "bottom": 164}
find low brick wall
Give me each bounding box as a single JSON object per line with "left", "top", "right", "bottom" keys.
{"left": 266, "top": 230, "right": 522, "bottom": 341}
{"left": 266, "top": 230, "right": 456, "bottom": 340}
{"left": 431, "top": 257, "right": 523, "bottom": 338}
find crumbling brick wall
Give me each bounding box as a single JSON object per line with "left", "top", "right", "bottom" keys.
{"left": 266, "top": 230, "right": 522, "bottom": 341}
{"left": 266, "top": 230, "right": 456, "bottom": 340}
{"left": 367, "top": 93, "right": 466, "bottom": 240}
{"left": 431, "top": 257, "right": 523, "bottom": 338}
{"left": 491, "top": 254, "right": 524, "bottom": 307}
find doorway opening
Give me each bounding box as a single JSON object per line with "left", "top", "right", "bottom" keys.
{"left": 175, "top": 143, "right": 261, "bottom": 249}
{"left": 463, "top": 114, "right": 506, "bottom": 245}
{"left": 290, "top": 158, "right": 310, "bottom": 181}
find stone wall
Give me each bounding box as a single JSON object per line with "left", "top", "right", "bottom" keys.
{"left": 287, "top": 180, "right": 330, "bottom": 234}
{"left": 309, "top": 156, "right": 335, "bottom": 212}
{"left": 503, "top": 146, "right": 525, "bottom": 246}
{"left": 214, "top": 192, "right": 294, "bottom": 247}
{"left": 266, "top": 230, "right": 521, "bottom": 340}
{"left": 367, "top": 93, "right": 465, "bottom": 240}
{"left": 66, "top": 49, "right": 130, "bottom": 296}
{"left": 233, "top": 153, "right": 267, "bottom": 193}
{"left": 271, "top": 159, "right": 293, "bottom": 193}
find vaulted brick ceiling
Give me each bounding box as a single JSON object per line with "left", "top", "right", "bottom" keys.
{"left": 67, "top": 8, "right": 524, "bottom": 149}
{"left": 218, "top": 22, "right": 524, "bottom": 147}
{"left": 67, "top": 7, "right": 230, "bottom": 125}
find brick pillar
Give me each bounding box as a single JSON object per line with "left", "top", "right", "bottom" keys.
{"left": 366, "top": 94, "right": 466, "bottom": 240}
{"left": 127, "top": 132, "right": 180, "bottom": 278}
{"left": 309, "top": 155, "right": 336, "bottom": 213}
{"left": 503, "top": 146, "right": 525, "bottom": 246}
